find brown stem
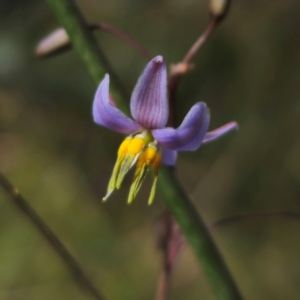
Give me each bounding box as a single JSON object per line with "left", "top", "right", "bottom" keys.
{"left": 155, "top": 212, "right": 172, "bottom": 300}
{"left": 209, "top": 211, "right": 300, "bottom": 231}
{"left": 167, "top": 76, "right": 179, "bottom": 127}
{"left": 90, "top": 23, "right": 152, "bottom": 61}
{"left": 0, "top": 172, "right": 105, "bottom": 300}
{"left": 167, "top": 18, "right": 218, "bottom": 127}
{"left": 182, "top": 18, "right": 218, "bottom": 65}
{"left": 154, "top": 211, "right": 184, "bottom": 300}
{"left": 155, "top": 270, "right": 170, "bottom": 300}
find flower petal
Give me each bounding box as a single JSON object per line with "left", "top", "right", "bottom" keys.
{"left": 93, "top": 75, "right": 142, "bottom": 134}
{"left": 162, "top": 148, "right": 178, "bottom": 165}
{"left": 130, "top": 56, "right": 168, "bottom": 129}
{"left": 203, "top": 121, "right": 238, "bottom": 143}
{"left": 152, "top": 102, "right": 210, "bottom": 151}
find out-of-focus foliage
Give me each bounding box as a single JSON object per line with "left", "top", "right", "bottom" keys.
{"left": 1, "top": 0, "right": 300, "bottom": 299}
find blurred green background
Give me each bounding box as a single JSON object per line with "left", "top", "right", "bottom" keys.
{"left": 1, "top": 0, "right": 300, "bottom": 299}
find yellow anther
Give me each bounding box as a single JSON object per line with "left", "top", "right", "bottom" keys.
{"left": 103, "top": 136, "right": 132, "bottom": 201}
{"left": 117, "top": 137, "right": 132, "bottom": 155}
{"left": 134, "top": 144, "right": 157, "bottom": 170}
{"left": 127, "top": 144, "right": 161, "bottom": 204}
{"left": 144, "top": 146, "right": 157, "bottom": 166}
{"left": 136, "top": 151, "right": 146, "bottom": 168}
{"left": 127, "top": 137, "right": 145, "bottom": 155}
{"left": 115, "top": 137, "right": 146, "bottom": 189}
{"left": 152, "top": 152, "right": 162, "bottom": 171}
{"left": 102, "top": 132, "right": 160, "bottom": 204}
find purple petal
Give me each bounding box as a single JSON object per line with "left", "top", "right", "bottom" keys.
{"left": 152, "top": 102, "right": 210, "bottom": 151}
{"left": 130, "top": 56, "right": 168, "bottom": 129}
{"left": 93, "top": 75, "right": 142, "bottom": 134}
{"left": 203, "top": 121, "right": 238, "bottom": 143}
{"left": 162, "top": 148, "right": 178, "bottom": 166}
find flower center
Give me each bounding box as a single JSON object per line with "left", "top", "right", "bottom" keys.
{"left": 103, "top": 130, "right": 162, "bottom": 204}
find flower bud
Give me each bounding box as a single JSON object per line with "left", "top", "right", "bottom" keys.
{"left": 170, "top": 62, "right": 193, "bottom": 78}
{"left": 209, "top": 0, "right": 231, "bottom": 21}
{"left": 35, "top": 28, "right": 71, "bottom": 57}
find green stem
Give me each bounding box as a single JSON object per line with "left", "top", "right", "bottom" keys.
{"left": 46, "top": 0, "right": 243, "bottom": 299}
{"left": 46, "top": 0, "right": 129, "bottom": 114}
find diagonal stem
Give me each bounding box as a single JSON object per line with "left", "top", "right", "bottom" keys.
{"left": 154, "top": 211, "right": 184, "bottom": 300}
{"left": 46, "top": 1, "right": 243, "bottom": 299}
{"left": 168, "top": 18, "right": 218, "bottom": 127}
{"left": 46, "top": 0, "right": 129, "bottom": 114}
{"left": 0, "top": 172, "right": 105, "bottom": 300}
{"left": 182, "top": 18, "right": 218, "bottom": 65}
{"left": 89, "top": 23, "right": 152, "bottom": 61}
{"left": 209, "top": 211, "right": 300, "bottom": 231}
{"left": 155, "top": 270, "right": 169, "bottom": 300}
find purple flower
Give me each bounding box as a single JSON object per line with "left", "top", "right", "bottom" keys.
{"left": 93, "top": 56, "right": 237, "bottom": 204}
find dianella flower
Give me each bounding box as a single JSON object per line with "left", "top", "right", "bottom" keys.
{"left": 93, "top": 56, "right": 237, "bottom": 205}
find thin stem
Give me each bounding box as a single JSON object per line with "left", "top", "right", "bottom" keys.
{"left": 46, "top": 1, "right": 243, "bottom": 299}
{"left": 0, "top": 173, "right": 105, "bottom": 300}
{"left": 155, "top": 270, "right": 169, "bottom": 300}
{"left": 182, "top": 18, "right": 218, "bottom": 65}
{"left": 46, "top": 0, "right": 129, "bottom": 114}
{"left": 154, "top": 211, "right": 179, "bottom": 300}
{"left": 167, "top": 76, "right": 179, "bottom": 127}
{"left": 90, "top": 23, "right": 152, "bottom": 61}
{"left": 168, "top": 18, "right": 218, "bottom": 127}
{"left": 209, "top": 211, "right": 300, "bottom": 231}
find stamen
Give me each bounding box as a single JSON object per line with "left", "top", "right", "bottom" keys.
{"left": 148, "top": 176, "right": 158, "bottom": 205}
{"left": 103, "top": 132, "right": 158, "bottom": 204}
{"left": 116, "top": 136, "right": 146, "bottom": 189}
{"left": 127, "top": 137, "right": 144, "bottom": 154}
{"left": 103, "top": 136, "right": 132, "bottom": 201}
{"left": 127, "top": 143, "right": 161, "bottom": 204}
{"left": 116, "top": 154, "right": 135, "bottom": 189}
{"left": 130, "top": 153, "right": 141, "bottom": 169}
{"left": 118, "top": 136, "right": 132, "bottom": 155}
{"left": 102, "top": 189, "right": 114, "bottom": 202}
{"left": 128, "top": 162, "right": 148, "bottom": 204}
{"left": 148, "top": 148, "right": 162, "bottom": 205}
